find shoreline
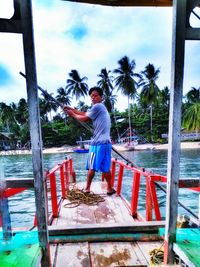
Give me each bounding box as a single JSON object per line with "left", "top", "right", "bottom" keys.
{"left": 0, "top": 142, "right": 199, "bottom": 156}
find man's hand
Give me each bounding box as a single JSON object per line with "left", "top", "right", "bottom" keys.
{"left": 63, "top": 106, "right": 74, "bottom": 117}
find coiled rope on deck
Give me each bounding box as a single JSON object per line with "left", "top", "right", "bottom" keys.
{"left": 149, "top": 243, "right": 164, "bottom": 266}
{"left": 64, "top": 187, "right": 105, "bottom": 208}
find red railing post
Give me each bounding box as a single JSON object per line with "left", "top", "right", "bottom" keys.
{"left": 44, "top": 170, "right": 49, "bottom": 225}
{"left": 146, "top": 176, "right": 153, "bottom": 221}
{"left": 60, "top": 164, "right": 66, "bottom": 199}
{"left": 64, "top": 160, "right": 69, "bottom": 196}
{"left": 116, "top": 164, "right": 124, "bottom": 195}
{"left": 130, "top": 172, "right": 141, "bottom": 217}
{"left": 150, "top": 177, "right": 161, "bottom": 220}
{"left": 111, "top": 160, "right": 116, "bottom": 187}
{"left": 69, "top": 158, "right": 73, "bottom": 176}
{"left": 49, "top": 173, "right": 58, "bottom": 217}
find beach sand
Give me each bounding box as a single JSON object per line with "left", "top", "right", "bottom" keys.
{"left": 135, "top": 141, "right": 200, "bottom": 151}
{"left": 0, "top": 142, "right": 199, "bottom": 156}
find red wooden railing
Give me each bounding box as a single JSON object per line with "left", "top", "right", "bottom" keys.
{"left": 1, "top": 156, "right": 199, "bottom": 230}
{"left": 0, "top": 156, "right": 74, "bottom": 228}
{"left": 36, "top": 157, "right": 74, "bottom": 225}
{"left": 110, "top": 158, "right": 200, "bottom": 221}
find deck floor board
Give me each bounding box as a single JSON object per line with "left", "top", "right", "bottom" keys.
{"left": 50, "top": 181, "right": 163, "bottom": 266}
{"left": 50, "top": 241, "right": 162, "bottom": 266}
{"left": 54, "top": 181, "right": 135, "bottom": 226}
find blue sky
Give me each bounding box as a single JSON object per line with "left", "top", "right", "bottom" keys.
{"left": 0, "top": 0, "right": 200, "bottom": 111}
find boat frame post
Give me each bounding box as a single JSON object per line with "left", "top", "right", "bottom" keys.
{"left": 0, "top": 1, "right": 51, "bottom": 265}
{"left": 164, "top": 0, "right": 187, "bottom": 263}
{"left": 20, "top": 1, "right": 51, "bottom": 266}
{"left": 0, "top": 181, "right": 12, "bottom": 241}
{"left": 165, "top": 0, "right": 200, "bottom": 264}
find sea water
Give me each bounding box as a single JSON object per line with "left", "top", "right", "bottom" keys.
{"left": 1, "top": 148, "right": 200, "bottom": 228}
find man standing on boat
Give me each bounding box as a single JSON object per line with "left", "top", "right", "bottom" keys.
{"left": 64, "top": 87, "right": 116, "bottom": 195}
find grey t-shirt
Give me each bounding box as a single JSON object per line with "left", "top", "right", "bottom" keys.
{"left": 86, "top": 103, "right": 111, "bottom": 145}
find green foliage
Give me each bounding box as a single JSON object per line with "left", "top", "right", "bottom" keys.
{"left": 1, "top": 58, "right": 199, "bottom": 149}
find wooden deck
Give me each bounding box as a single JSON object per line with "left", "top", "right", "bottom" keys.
{"left": 49, "top": 181, "right": 164, "bottom": 266}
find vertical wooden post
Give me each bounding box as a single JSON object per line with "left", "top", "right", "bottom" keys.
{"left": 49, "top": 173, "right": 58, "bottom": 217}
{"left": 164, "top": 0, "right": 186, "bottom": 264}
{"left": 69, "top": 158, "right": 73, "bottom": 176}
{"left": 60, "top": 165, "right": 66, "bottom": 199}
{"left": 130, "top": 172, "right": 140, "bottom": 217}
{"left": 111, "top": 160, "right": 116, "bottom": 187}
{"left": 146, "top": 177, "right": 152, "bottom": 221}
{"left": 19, "top": 1, "right": 50, "bottom": 265}
{"left": 116, "top": 164, "right": 124, "bottom": 195}
{"left": 149, "top": 179, "right": 161, "bottom": 221}
{"left": 0, "top": 180, "right": 12, "bottom": 241}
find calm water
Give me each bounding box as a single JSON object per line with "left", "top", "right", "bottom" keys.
{"left": 1, "top": 148, "right": 200, "bottom": 228}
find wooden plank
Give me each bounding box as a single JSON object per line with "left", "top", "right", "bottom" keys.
{"left": 0, "top": 18, "right": 22, "bottom": 33}
{"left": 77, "top": 203, "right": 96, "bottom": 224}
{"left": 5, "top": 178, "right": 34, "bottom": 188}
{"left": 50, "top": 244, "right": 57, "bottom": 266}
{"left": 131, "top": 242, "right": 149, "bottom": 266}
{"left": 90, "top": 242, "right": 148, "bottom": 267}
{"left": 49, "top": 232, "right": 161, "bottom": 243}
{"left": 49, "top": 221, "right": 165, "bottom": 236}
{"left": 93, "top": 197, "right": 116, "bottom": 224}
{"left": 55, "top": 242, "right": 90, "bottom": 267}
{"left": 54, "top": 199, "right": 78, "bottom": 226}
{"left": 113, "top": 195, "right": 134, "bottom": 223}
{"left": 102, "top": 195, "right": 123, "bottom": 223}
{"left": 179, "top": 178, "right": 200, "bottom": 188}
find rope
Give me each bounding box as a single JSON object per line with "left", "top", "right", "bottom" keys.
{"left": 64, "top": 187, "right": 105, "bottom": 208}
{"left": 149, "top": 243, "right": 164, "bottom": 266}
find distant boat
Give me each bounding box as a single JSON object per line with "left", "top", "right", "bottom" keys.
{"left": 73, "top": 148, "right": 89, "bottom": 153}
{"left": 113, "top": 141, "right": 137, "bottom": 151}
{"left": 73, "top": 138, "right": 90, "bottom": 153}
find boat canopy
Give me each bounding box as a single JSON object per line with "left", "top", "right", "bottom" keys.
{"left": 62, "top": 0, "right": 172, "bottom": 7}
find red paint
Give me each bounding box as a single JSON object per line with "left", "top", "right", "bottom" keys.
{"left": 111, "top": 160, "right": 116, "bottom": 187}
{"left": 130, "top": 172, "right": 140, "bottom": 217}
{"left": 49, "top": 172, "right": 58, "bottom": 217}
{"left": 146, "top": 177, "right": 153, "bottom": 221}
{"left": 60, "top": 165, "right": 66, "bottom": 198}
{"left": 116, "top": 165, "right": 124, "bottom": 195}
{"left": 4, "top": 188, "right": 26, "bottom": 198}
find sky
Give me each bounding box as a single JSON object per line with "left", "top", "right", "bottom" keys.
{"left": 0, "top": 0, "right": 200, "bottom": 111}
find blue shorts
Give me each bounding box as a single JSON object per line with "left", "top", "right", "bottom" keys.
{"left": 86, "top": 143, "right": 112, "bottom": 172}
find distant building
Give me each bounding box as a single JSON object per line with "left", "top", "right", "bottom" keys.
{"left": 0, "top": 132, "right": 14, "bottom": 150}
{"left": 162, "top": 132, "right": 200, "bottom": 141}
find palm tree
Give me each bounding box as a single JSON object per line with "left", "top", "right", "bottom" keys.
{"left": 56, "top": 87, "right": 71, "bottom": 107}
{"left": 182, "top": 87, "right": 200, "bottom": 138}
{"left": 113, "top": 56, "right": 140, "bottom": 139}
{"left": 139, "top": 63, "right": 160, "bottom": 142}
{"left": 76, "top": 101, "right": 89, "bottom": 112}
{"left": 97, "top": 68, "right": 119, "bottom": 140}
{"left": 40, "top": 92, "right": 58, "bottom": 121}
{"left": 0, "top": 102, "right": 16, "bottom": 132}
{"left": 182, "top": 103, "right": 200, "bottom": 134}
{"left": 65, "top": 70, "right": 88, "bottom": 101}
{"left": 97, "top": 68, "right": 116, "bottom": 112}
{"left": 158, "top": 86, "right": 170, "bottom": 108}
{"left": 185, "top": 86, "right": 200, "bottom": 104}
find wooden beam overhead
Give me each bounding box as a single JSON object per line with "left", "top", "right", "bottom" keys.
{"left": 62, "top": 0, "right": 172, "bottom": 7}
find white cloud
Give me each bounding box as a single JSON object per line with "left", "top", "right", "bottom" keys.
{"left": 0, "top": 1, "right": 199, "bottom": 111}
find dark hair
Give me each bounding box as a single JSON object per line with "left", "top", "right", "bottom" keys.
{"left": 89, "top": 87, "right": 103, "bottom": 97}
